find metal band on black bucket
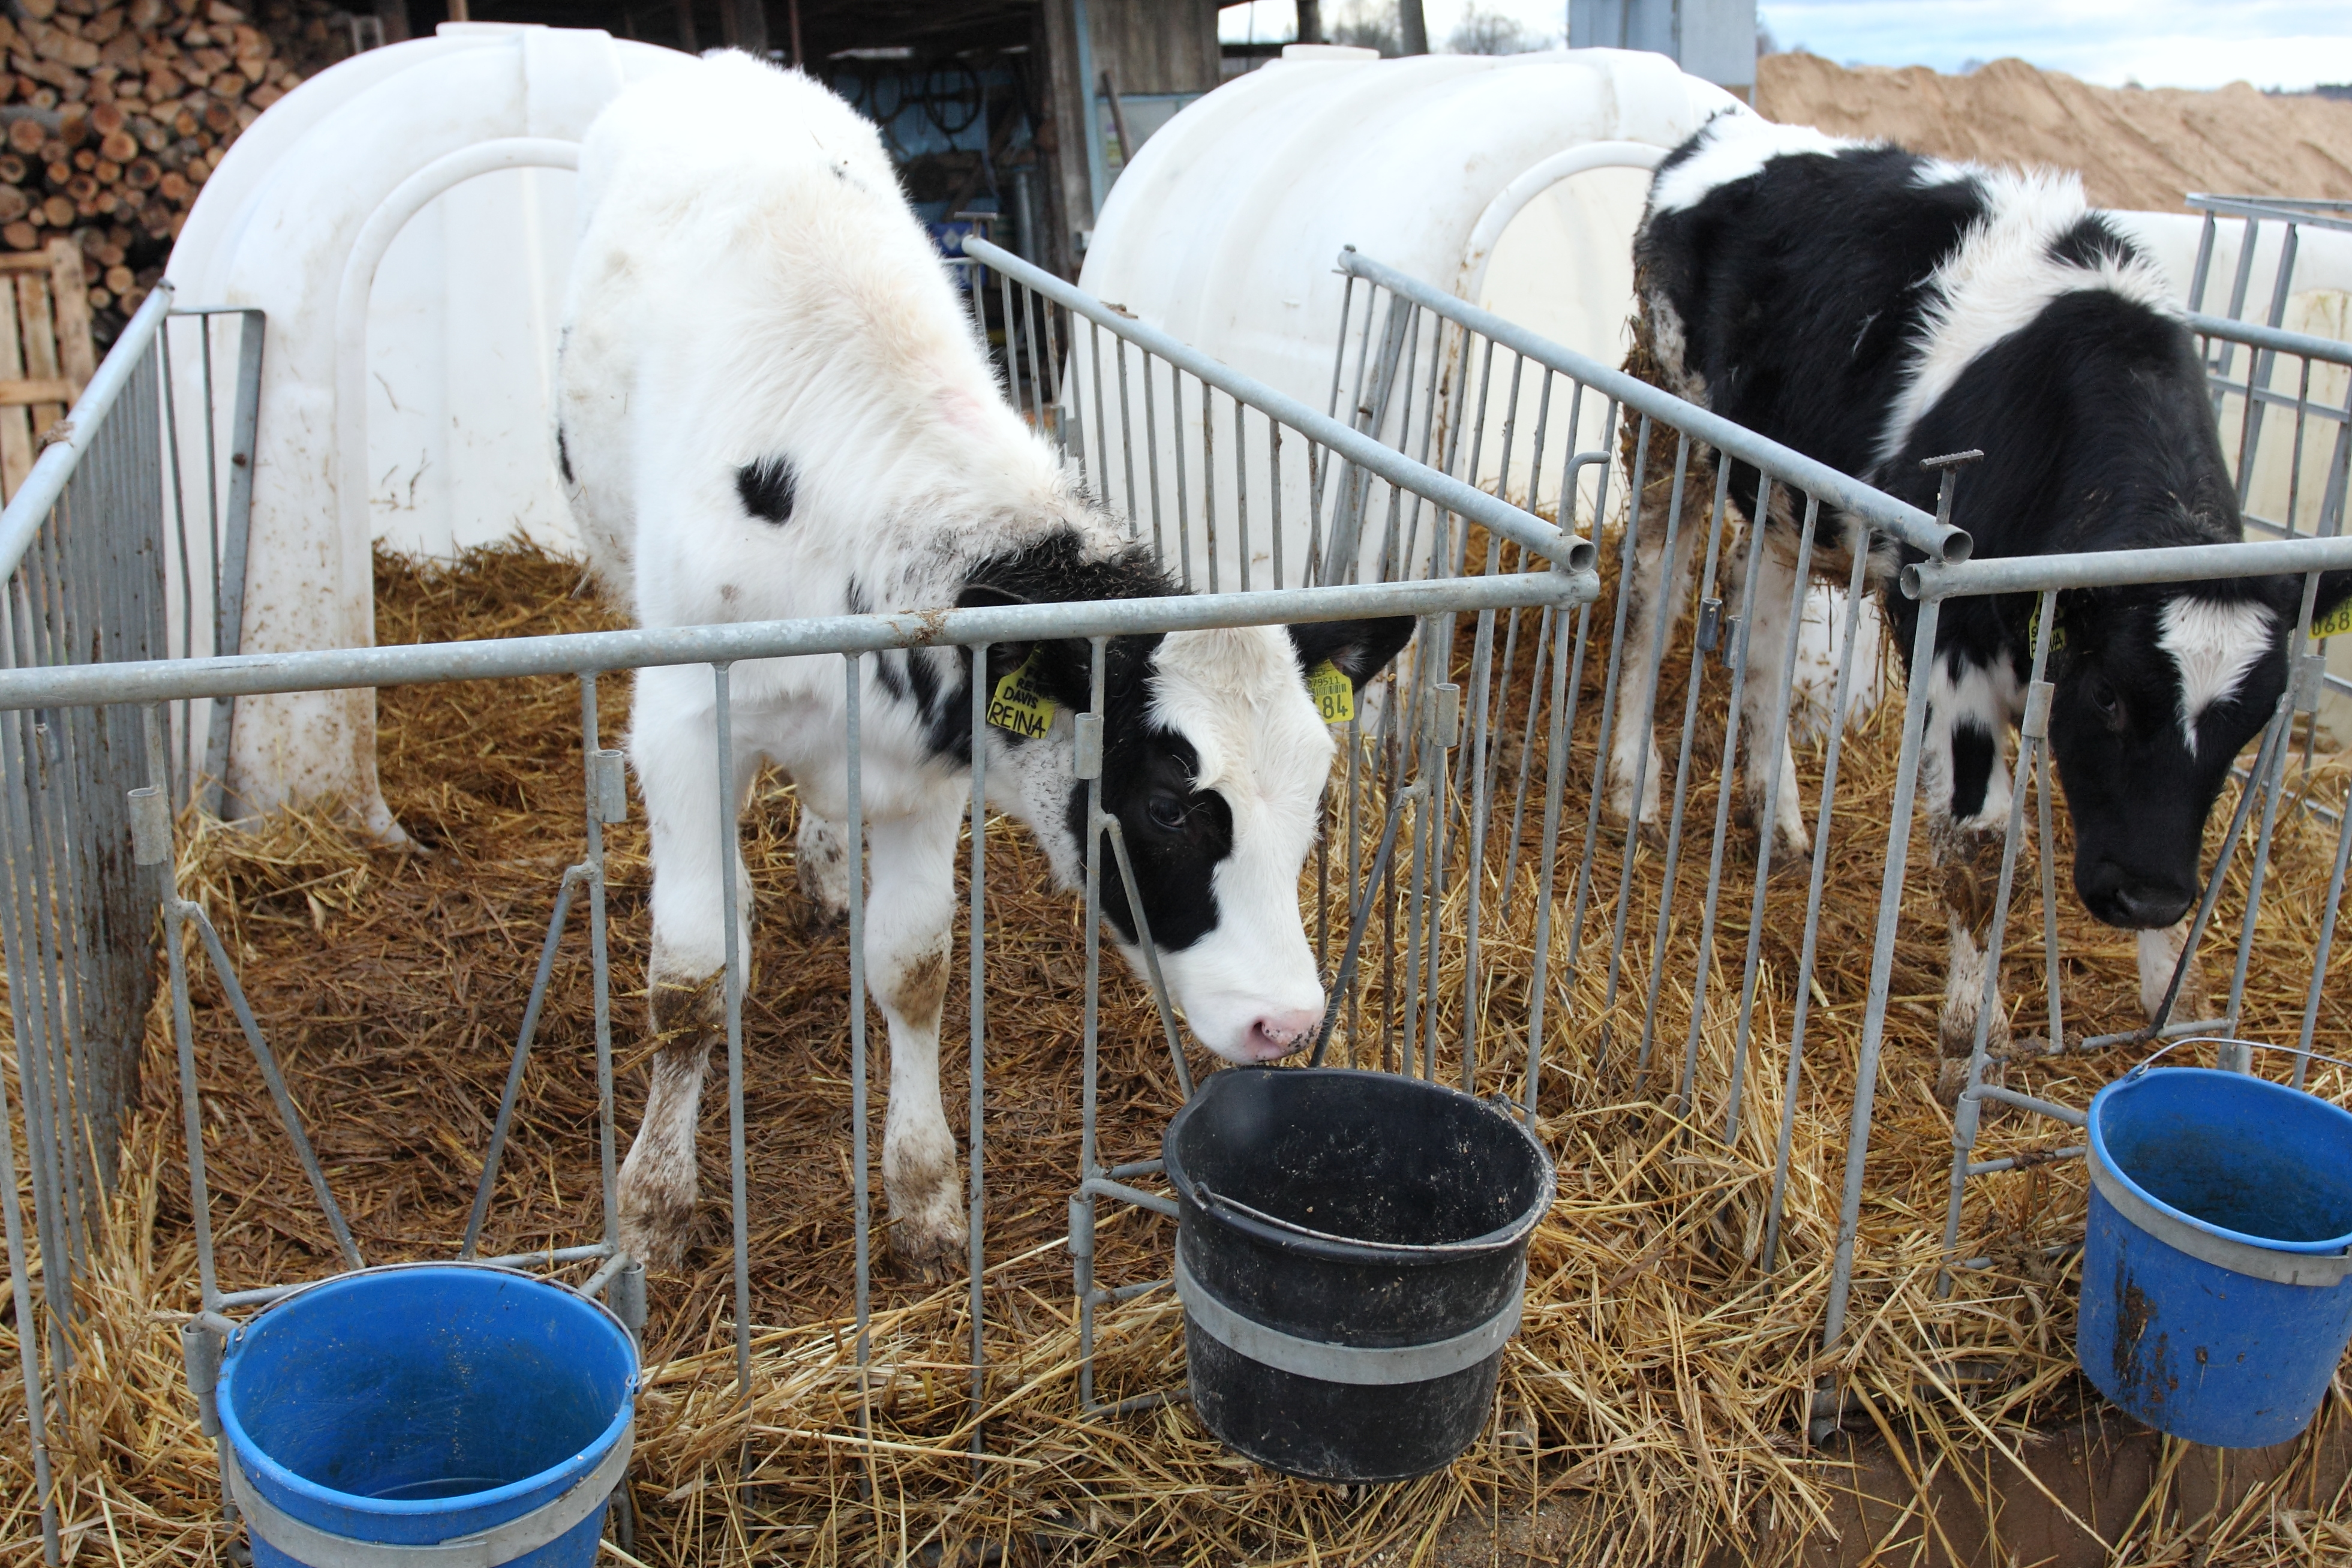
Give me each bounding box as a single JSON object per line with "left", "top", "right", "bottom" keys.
{"left": 1175, "top": 1248, "right": 1525, "bottom": 1386}
{"left": 223, "top": 1422, "right": 633, "bottom": 1568}
{"left": 2089, "top": 1145, "right": 2352, "bottom": 1289}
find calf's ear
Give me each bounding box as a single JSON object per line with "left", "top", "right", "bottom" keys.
{"left": 2309, "top": 570, "right": 2352, "bottom": 635}
{"left": 956, "top": 584, "right": 1094, "bottom": 717}
{"left": 1288, "top": 617, "right": 1419, "bottom": 692}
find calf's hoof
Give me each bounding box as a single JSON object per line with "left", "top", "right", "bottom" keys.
{"left": 792, "top": 894, "right": 848, "bottom": 935}
{"left": 889, "top": 1216, "right": 969, "bottom": 1284}
{"left": 1936, "top": 1054, "right": 2009, "bottom": 1118}
{"left": 618, "top": 1188, "right": 696, "bottom": 1276}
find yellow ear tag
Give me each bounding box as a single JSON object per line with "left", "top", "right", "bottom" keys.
{"left": 986, "top": 648, "right": 1057, "bottom": 740}
{"left": 2027, "top": 602, "right": 2067, "bottom": 654}
{"left": 2312, "top": 598, "right": 2352, "bottom": 641}
{"left": 1306, "top": 659, "right": 1356, "bottom": 725}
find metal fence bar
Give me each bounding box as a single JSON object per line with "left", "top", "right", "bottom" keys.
{"left": 716, "top": 662, "right": 754, "bottom": 1393}
{"left": 964, "top": 237, "right": 1590, "bottom": 573}
{"left": 966, "top": 643, "right": 988, "bottom": 1457}
{"left": 1759, "top": 537, "right": 1875, "bottom": 1272}
{"left": 0, "top": 573, "right": 1588, "bottom": 713}
{"left": 1330, "top": 248, "right": 1960, "bottom": 565}
{"left": 1815, "top": 593, "right": 1943, "bottom": 1407}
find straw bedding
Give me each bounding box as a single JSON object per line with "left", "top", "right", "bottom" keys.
{"left": 4, "top": 535, "right": 2351, "bottom": 1566}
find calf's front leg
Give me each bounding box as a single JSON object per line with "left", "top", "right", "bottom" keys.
{"left": 795, "top": 807, "right": 853, "bottom": 928}
{"left": 1733, "top": 522, "right": 1811, "bottom": 862}
{"left": 1922, "top": 699, "right": 2015, "bottom": 1105}
{"left": 865, "top": 800, "right": 969, "bottom": 1279}
{"left": 616, "top": 669, "right": 758, "bottom": 1273}
{"left": 1606, "top": 461, "right": 1705, "bottom": 836}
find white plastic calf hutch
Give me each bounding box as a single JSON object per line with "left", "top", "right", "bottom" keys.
{"left": 1073, "top": 46, "right": 1884, "bottom": 731}
{"left": 1077, "top": 44, "right": 1729, "bottom": 586}
{"left": 162, "top": 24, "right": 684, "bottom": 839}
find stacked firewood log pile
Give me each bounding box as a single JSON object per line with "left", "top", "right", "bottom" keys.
{"left": 0, "top": 0, "right": 365, "bottom": 334}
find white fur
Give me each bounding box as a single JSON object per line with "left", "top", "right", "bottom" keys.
{"left": 1646, "top": 112, "right": 1864, "bottom": 216}
{"left": 563, "top": 54, "right": 1341, "bottom": 1269}
{"left": 2158, "top": 597, "right": 2275, "bottom": 754}
{"left": 1145, "top": 630, "right": 1335, "bottom": 1052}
{"left": 1876, "top": 167, "right": 2176, "bottom": 469}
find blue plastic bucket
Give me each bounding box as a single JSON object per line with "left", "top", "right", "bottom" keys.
{"left": 2079, "top": 1067, "right": 2352, "bottom": 1449}
{"left": 216, "top": 1264, "right": 637, "bottom": 1568}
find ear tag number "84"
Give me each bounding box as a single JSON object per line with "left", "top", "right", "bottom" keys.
{"left": 1306, "top": 659, "right": 1355, "bottom": 725}
{"left": 987, "top": 648, "right": 1057, "bottom": 739}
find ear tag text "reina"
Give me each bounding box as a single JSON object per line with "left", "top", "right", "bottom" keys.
{"left": 987, "top": 648, "right": 1057, "bottom": 738}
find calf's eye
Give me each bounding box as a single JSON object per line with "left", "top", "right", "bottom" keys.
{"left": 2086, "top": 674, "right": 2122, "bottom": 722}
{"left": 1145, "top": 793, "right": 1187, "bottom": 831}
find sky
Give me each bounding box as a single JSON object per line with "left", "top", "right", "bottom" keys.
{"left": 1214, "top": 1, "right": 2352, "bottom": 92}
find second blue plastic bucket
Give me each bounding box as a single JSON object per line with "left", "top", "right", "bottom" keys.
{"left": 2079, "top": 1067, "right": 2352, "bottom": 1449}
{"left": 216, "top": 1264, "right": 637, "bottom": 1568}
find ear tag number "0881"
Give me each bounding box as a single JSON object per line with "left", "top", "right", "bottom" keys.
{"left": 2314, "top": 598, "right": 2352, "bottom": 641}
{"left": 987, "top": 648, "right": 1057, "bottom": 739}
{"left": 1306, "top": 660, "right": 1355, "bottom": 725}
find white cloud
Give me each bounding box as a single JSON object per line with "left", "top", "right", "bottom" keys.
{"left": 1759, "top": 0, "right": 2352, "bottom": 91}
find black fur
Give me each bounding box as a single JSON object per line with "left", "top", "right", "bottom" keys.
{"left": 1948, "top": 717, "right": 1997, "bottom": 823}
{"left": 1287, "top": 617, "right": 1421, "bottom": 695}
{"left": 959, "top": 532, "right": 1225, "bottom": 952}
{"left": 1637, "top": 121, "right": 2352, "bottom": 929}
{"left": 556, "top": 426, "right": 574, "bottom": 486}
{"left": 735, "top": 453, "right": 798, "bottom": 525}
{"left": 882, "top": 528, "right": 1422, "bottom": 954}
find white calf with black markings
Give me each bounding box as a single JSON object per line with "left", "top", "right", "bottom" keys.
{"left": 1614, "top": 111, "right": 2352, "bottom": 1088}
{"left": 555, "top": 53, "right": 1412, "bottom": 1275}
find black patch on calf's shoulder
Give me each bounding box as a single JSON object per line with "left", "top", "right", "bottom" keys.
{"left": 1884, "top": 290, "right": 2237, "bottom": 559}
{"left": 735, "top": 454, "right": 797, "bottom": 525}
{"left": 1635, "top": 137, "right": 1986, "bottom": 488}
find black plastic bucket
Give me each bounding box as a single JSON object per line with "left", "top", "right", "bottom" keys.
{"left": 1163, "top": 1068, "right": 1555, "bottom": 1482}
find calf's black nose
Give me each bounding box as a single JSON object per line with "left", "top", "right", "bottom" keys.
{"left": 2110, "top": 883, "right": 2192, "bottom": 930}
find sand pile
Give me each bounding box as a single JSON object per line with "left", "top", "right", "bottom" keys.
{"left": 1758, "top": 53, "right": 2352, "bottom": 212}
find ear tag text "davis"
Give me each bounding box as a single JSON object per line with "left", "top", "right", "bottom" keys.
{"left": 987, "top": 648, "right": 1057, "bottom": 738}
{"left": 1306, "top": 659, "right": 1355, "bottom": 725}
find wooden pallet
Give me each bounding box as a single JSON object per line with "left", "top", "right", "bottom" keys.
{"left": 0, "top": 241, "right": 95, "bottom": 503}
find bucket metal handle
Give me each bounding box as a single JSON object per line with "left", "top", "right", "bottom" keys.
{"left": 223, "top": 1419, "right": 633, "bottom": 1568}
{"left": 2126, "top": 1037, "right": 2352, "bottom": 1088}
{"left": 1194, "top": 1183, "right": 1532, "bottom": 1257}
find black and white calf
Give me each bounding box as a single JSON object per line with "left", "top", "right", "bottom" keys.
{"left": 1612, "top": 112, "right": 2351, "bottom": 1079}
{"left": 557, "top": 53, "right": 1412, "bottom": 1273}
